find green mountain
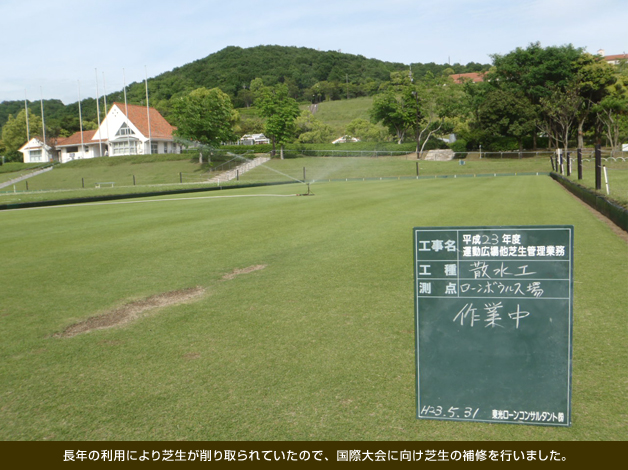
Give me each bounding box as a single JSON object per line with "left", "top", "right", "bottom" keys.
{"left": 1, "top": 45, "right": 489, "bottom": 132}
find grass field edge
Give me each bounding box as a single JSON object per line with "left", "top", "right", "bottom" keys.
{"left": 0, "top": 173, "right": 552, "bottom": 211}
{"left": 0, "top": 180, "right": 300, "bottom": 211}
{"left": 550, "top": 172, "right": 628, "bottom": 233}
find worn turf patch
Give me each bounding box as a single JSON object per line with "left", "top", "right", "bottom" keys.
{"left": 54, "top": 287, "right": 206, "bottom": 338}
{"left": 221, "top": 264, "right": 267, "bottom": 280}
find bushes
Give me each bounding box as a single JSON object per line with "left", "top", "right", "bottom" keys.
{"left": 449, "top": 139, "right": 467, "bottom": 153}
{"left": 219, "top": 144, "right": 274, "bottom": 154}
{"left": 449, "top": 138, "right": 468, "bottom": 158}
{"left": 218, "top": 140, "right": 453, "bottom": 156}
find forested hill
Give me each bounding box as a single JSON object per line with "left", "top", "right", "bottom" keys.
{"left": 128, "top": 45, "right": 488, "bottom": 108}
{"left": 0, "top": 45, "right": 489, "bottom": 132}
{"left": 154, "top": 45, "right": 407, "bottom": 97}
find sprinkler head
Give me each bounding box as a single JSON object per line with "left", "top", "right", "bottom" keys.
{"left": 297, "top": 182, "right": 315, "bottom": 196}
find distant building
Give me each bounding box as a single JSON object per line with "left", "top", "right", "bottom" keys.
{"left": 19, "top": 136, "right": 58, "bottom": 163}
{"left": 21, "top": 102, "right": 181, "bottom": 164}
{"left": 238, "top": 133, "right": 271, "bottom": 145}
{"left": 332, "top": 135, "right": 360, "bottom": 144}
{"left": 602, "top": 53, "right": 627, "bottom": 65}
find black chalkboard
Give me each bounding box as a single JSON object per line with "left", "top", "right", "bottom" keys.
{"left": 414, "top": 226, "right": 573, "bottom": 426}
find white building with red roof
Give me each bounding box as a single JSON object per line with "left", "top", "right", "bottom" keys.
{"left": 90, "top": 102, "right": 181, "bottom": 161}
{"left": 24, "top": 102, "right": 181, "bottom": 164}
{"left": 603, "top": 53, "right": 627, "bottom": 65}
{"left": 54, "top": 130, "right": 103, "bottom": 163}
{"left": 19, "top": 136, "right": 59, "bottom": 163}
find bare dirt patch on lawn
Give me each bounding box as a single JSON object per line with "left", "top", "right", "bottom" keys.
{"left": 222, "top": 264, "right": 267, "bottom": 280}
{"left": 54, "top": 287, "right": 206, "bottom": 338}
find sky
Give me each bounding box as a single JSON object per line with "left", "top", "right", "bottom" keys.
{"left": 1, "top": 0, "right": 626, "bottom": 104}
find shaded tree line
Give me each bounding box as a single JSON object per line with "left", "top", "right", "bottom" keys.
{"left": 462, "top": 43, "right": 626, "bottom": 153}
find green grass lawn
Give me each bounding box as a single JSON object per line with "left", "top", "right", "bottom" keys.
{"left": 0, "top": 155, "right": 553, "bottom": 206}
{"left": 0, "top": 162, "right": 43, "bottom": 174}
{"left": 0, "top": 176, "right": 626, "bottom": 440}
{"left": 241, "top": 155, "right": 552, "bottom": 183}
{"left": 300, "top": 97, "right": 375, "bottom": 136}
{"left": 0, "top": 172, "right": 28, "bottom": 185}
{"left": 15, "top": 160, "right": 205, "bottom": 191}
{"left": 563, "top": 158, "right": 628, "bottom": 209}
{"left": 0, "top": 163, "right": 47, "bottom": 185}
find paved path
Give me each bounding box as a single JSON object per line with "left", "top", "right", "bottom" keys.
{"left": 0, "top": 165, "right": 53, "bottom": 189}
{"left": 207, "top": 156, "right": 270, "bottom": 184}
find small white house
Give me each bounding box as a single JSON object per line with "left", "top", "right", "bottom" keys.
{"left": 332, "top": 135, "right": 360, "bottom": 144}
{"left": 238, "top": 133, "right": 271, "bottom": 145}
{"left": 19, "top": 137, "right": 56, "bottom": 163}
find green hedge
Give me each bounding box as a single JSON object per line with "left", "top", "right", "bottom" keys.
{"left": 218, "top": 140, "right": 451, "bottom": 155}
{"left": 551, "top": 173, "right": 628, "bottom": 231}
{"left": 218, "top": 144, "right": 273, "bottom": 154}
{"left": 450, "top": 139, "right": 468, "bottom": 153}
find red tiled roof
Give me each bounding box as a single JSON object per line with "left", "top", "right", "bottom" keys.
{"left": 56, "top": 130, "right": 98, "bottom": 147}
{"left": 604, "top": 54, "right": 627, "bottom": 62}
{"left": 450, "top": 72, "right": 486, "bottom": 83}
{"left": 111, "top": 102, "right": 175, "bottom": 139}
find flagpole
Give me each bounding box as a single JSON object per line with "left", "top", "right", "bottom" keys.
{"left": 95, "top": 68, "right": 103, "bottom": 158}
{"left": 24, "top": 90, "right": 30, "bottom": 145}
{"left": 102, "top": 72, "right": 110, "bottom": 156}
{"left": 145, "top": 65, "right": 152, "bottom": 154}
{"left": 40, "top": 87, "right": 47, "bottom": 162}
{"left": 78, "top": 80, "right": 85, "bottom": 159}
{"left": 123, "top": 68, "right": 130, "bottom": 154}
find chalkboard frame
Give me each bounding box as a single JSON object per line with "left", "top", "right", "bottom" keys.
{"left": 413, "top": 225, "right": 574, "bottom": 427}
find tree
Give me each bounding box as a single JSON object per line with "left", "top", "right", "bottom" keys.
{"left": 369, "top": 72, "right": 416, "bottom": 144}
{"left": 412, "top": 75, "right": 465, "bottom": 157}
{"left": 490, "top": 42, "right": 583, "bottom": 149}
{"left": 345, "top": 118, "right": 388, "bottom": 142}
{"left": 236, "top": 87, "right": 255, "bottom": 108}
{"left": 1, "top": 109, "right": 43, "bottom": 160}
{"left": 254, "top": 83, "right": 300, "bottom": 159}
{"left": 295, "top": 111, "right": 334, "bottom": 143}
{"left": 491, "top": 42, "right": 582, "bottom": 103}
{"left": 237, "top": 115, "right": 265, "bottom": 136}
{"left": 478, "top": 90, "right": 537, "bottom": 151}
{"left": 572, "top": 54, "right": 617, "bottom": 148}
{"left": 540, "top": 84, "right": 582, "bottom": 156}
{"left": 171, "top": 87, "right": 239, "bottom": 149}
{"left": 370, "top": 71, "right": 464, "bottom": 155}
{"left": 595, "top": 92, "right": 628, "bottom": 151}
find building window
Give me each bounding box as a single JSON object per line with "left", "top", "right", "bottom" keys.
{"left": 115, "top": 123, "right": 135, "bottom": 137}
{"left": 111, "top": 140, "right": 138, "bottom": 155}
{"left": 67, "top": 146, "right": 78, "bottom": 153}
{"left": 151, "top": 142, "right": 158, "bottom": 154}
{"left": 30, "top": 150, "right": 42, "bottom": 161}
{"left": 163, "top": 142, "right": 169, "bottom": 153}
